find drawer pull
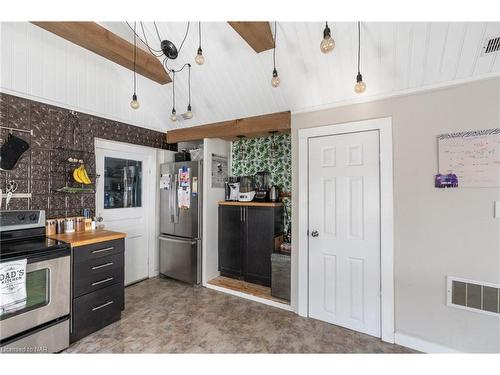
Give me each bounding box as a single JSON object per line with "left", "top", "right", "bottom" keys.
{"left": 91, "top": 262, "right": 114, "bottom": 270}
{"left": 91, "top": 300, "right": 114, "bottom": 312}
{"left": 91, "top": 247, "right": 114, "bottom": 254}
{"left": 91, "top": 277, "right": 114, "bottom": 286}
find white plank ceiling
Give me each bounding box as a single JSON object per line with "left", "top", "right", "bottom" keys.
{"left": 2, "top": 22, "right": 500, "bottom": 132}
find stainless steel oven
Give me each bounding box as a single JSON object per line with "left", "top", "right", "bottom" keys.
{"left": 0, "top": 210, "right": 71, "bottom": 353}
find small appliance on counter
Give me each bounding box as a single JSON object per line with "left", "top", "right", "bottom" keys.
{"left": 238, "top": 175, "right": 255, "bottom": 202}
{"left": 225, "top": 177, "right": 240, "bottom": 201}
{"left": 269, "top": 185, "right": 280, "bottom": 202}
{"left": 254, "top": 171, "right": 270, "bottom": 201}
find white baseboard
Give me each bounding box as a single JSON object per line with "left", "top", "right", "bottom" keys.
{"left": 395, "top": 332, "right": 461, "bottom": 353}
{"left": 205, "top": 284, "right": 293, "bottom": 312}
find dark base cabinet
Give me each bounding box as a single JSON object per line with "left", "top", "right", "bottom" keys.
{"left": 70, "top": 239, "right": 125, "bottom": 343}
{"left": 218, "top": 204, "right": 283, "bottom": 287}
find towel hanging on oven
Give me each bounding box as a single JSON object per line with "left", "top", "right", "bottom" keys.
{"left": 0, "top": 133, "right": 30, "bottom": 170}
{"left": 0, "top": 258, "right": 27, "bottom": 316}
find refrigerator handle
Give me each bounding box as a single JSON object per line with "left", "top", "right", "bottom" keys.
{"left": 174, "top": 173, "right": 179, "bottom": 223}
{"left": 169, "top": 174, "right": 174, "bottom": 223}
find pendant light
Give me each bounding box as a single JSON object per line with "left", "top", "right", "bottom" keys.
{"left": 195, "top": 22, "right": 205, "bottom": 65}
{"left": 354, "top": 21, "right": 366, "bottom": 94}
{"left": 170, "top": 71, "right": 177, "bottom": 121}
{"left": 271, "top": 22, "right": 280, "bottom": 88}
{"left": 320, "top": 22, "right": 335, "bottom": 54}
{"left": 130, "top": 22, "right": 140, "bottom": 109}
{"left": 184, "top": 64, "right": 193, "bottom": 119}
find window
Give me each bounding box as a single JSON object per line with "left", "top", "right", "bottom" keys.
{"left": 104, "top": 157, "right": 142, "bottom": 209}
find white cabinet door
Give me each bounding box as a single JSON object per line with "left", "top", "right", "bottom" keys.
{"left": 95, "top": 142, "right": 154, "bottom": 285}
{"left": 308, "top": 130, "right": 381, "bottom": 337}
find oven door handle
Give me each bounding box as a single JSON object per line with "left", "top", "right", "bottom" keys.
{"left": 91, "top": 277, "right": 114, "bottom": 286}
{"left": 92, "top": 300, "right": 114, "bottom": 312}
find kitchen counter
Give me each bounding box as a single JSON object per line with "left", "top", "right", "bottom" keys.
{"left": 48, "top": 229, "right": 126, "bottom": 248}
{"left": 218, "top": 201, "right": 283, "bottom": 207}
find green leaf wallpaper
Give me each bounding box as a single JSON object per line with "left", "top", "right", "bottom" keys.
{"left": 231, "top": 134, "right": 292, "bottom": 239}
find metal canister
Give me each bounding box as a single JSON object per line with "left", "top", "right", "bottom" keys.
{"left": 56, "top": 219, "right": 65, "bottom": 234}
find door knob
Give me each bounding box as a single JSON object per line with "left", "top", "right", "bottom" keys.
{"left": 96, "top": 216, "right": 103, "bottom": 222}
{"left": 311, "top": 230, "right": 319, "bottom": 237}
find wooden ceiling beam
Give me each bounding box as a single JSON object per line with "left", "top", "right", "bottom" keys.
{"left": 31, "top": 21, "right": 171, "bottom": 84}
{"left": 227, "top": 22, "right": 274, "bottom": 53}
{"left": 166, "top": 111, "right": 290, "bottom": 144}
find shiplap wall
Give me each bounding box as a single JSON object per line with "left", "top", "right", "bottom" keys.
{"left": 0, "top": 22, "right": 170, "bottom": 131}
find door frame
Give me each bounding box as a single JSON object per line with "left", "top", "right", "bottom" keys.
{"left": 296, "top": 117, "right": 394, "bottom": 343}
{"left": 94, "top": 138, "right": 158, "bottom": 280}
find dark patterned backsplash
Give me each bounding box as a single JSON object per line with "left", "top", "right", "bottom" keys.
{"left": 0, "top": 93, "right": 176, "bottom": 219}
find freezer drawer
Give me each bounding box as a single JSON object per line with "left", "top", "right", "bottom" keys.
{"left": 159, "top": 235, "right": 200, "bottom": 285}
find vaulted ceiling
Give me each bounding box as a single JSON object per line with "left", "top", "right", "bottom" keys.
{"left": 101, "top": 21, "right": 500, "bottom": 130}
{"left": 2, "top": 22, "right": 499, "bottom": 133}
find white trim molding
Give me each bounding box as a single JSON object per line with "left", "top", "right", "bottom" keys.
{"left": 296, "top": 117, "right": 395, "bottom": 343}
{"left": 395, "top": 332, "right": 461, "bottom": 353}
{"left": 206, "top": 284, "right": 293, "bottom": 312}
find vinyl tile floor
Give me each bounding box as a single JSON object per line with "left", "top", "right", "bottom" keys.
{"left": 65, "top": 277, "right": 415, "bottom": 353}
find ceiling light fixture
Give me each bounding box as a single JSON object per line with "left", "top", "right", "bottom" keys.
{"left": 354, "top": 21, "right": 366, "bottom": 94}
{"left": 130, "top": 22, "right": 140, "bottom": 110}
{"left": 271, "top": 22, "right": 280, "bottom": 88}
{"left": 320, "top": 22, "right": 335, "bottom": 54}
{"left": 195, "top": 22, "right": 205, "bottom": 65}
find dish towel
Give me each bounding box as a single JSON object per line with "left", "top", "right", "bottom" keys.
{"left": 0, "top": 259, "right": 27, "bottom": 316}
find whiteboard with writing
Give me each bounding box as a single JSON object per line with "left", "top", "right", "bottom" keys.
{"left": 438, "top": 128, "right": 500, "bottom": 187}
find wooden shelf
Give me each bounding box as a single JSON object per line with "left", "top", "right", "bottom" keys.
{"left": 49, "top": 229, "right": 126, "bottom": 248}
{"left": 218, "top": 201, "right": 283, "bottom": 207}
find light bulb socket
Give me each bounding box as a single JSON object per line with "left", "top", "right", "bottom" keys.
{"left": 356, "top": 72, "right": 363, "bottom": 83}
{"left": 132, "top": 93, "right": 137, "bottom": 101}
{"left": 197, "top": 47, "right": 203, "bottom": 55}
{"left": 171, "top": 108, "right": 176, "bottom": 115}
{"left": 323, "top": 23, "right": 331, "bottom": 39}
{"left": 187, "top": 104, "right": 192, "bottom": 112}
{"left": 273, "top": 68, "right": 278, "bottom": 78}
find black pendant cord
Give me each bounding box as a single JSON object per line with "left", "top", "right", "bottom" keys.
{"left": 162, "top": 22, "right": 191, "bottom": 73}
{"left": 172, "top": 70, "right": 176, "bottom": 111}
{"left": 188, "top": 64, "right": 191, "bottom": 107}
{"left": 125, "top": 21, "right": 163, "bottom": 56}
{"left": 273, "top": 21, "right": 277, "bottom": 70}
{"left": 198, "top": 21, "right": 202, "bottom": 49}
{"left": 153, "top": 21, "right": 162, "bottom": 43}
{"left": 357, "top": 21, "right": 361, "bottom": 74}
{"left": 133, "top": 22, "right": 137, "bottom": 95}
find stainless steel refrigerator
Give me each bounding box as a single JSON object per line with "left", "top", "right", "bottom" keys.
{"left": 159, "top": 160, "right": 202, "bottom": 285}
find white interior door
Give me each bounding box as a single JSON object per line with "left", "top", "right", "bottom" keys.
{"left": 96, "top": 141, "right": 154, "bottom": 285}
{"left": 308, "top": 130, "right": 381, "bottom": 337}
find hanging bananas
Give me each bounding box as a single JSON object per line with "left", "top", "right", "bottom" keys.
{"left": 72, "top": 164, "right": 92, "bottom": 185}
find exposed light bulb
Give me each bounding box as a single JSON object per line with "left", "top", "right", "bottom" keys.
{"left": 130, "top": 94, "right": 140, "bottom": 110}
{"left": 195, "top": 47, "right": 205, "bottom": 65}
{"left": 170, "top": 109, "right": 177, "bottom": 122}
{"left": 320, "top": 23, "right": 335, "bottom": 54}
{"left": 185, "top": 104, "right": 193, "bottom": 119}
{"left": 354, "top": 73, "right": 366, "bottom": 94}
{"left": 271, "top": 68, "right": 280, "bottom": 88}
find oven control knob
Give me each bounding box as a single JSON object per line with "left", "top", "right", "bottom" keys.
{"left": 29, "top": 213, "right": 38, "bottom": 221}
{"left": 17, "top": 213, "right": 25, "bottom": 221}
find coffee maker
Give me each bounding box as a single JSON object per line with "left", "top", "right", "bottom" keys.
{"left": 254, "top": 171, "right": 270, "bottom": 201}
{"left": 225, "top": 177, "right": 240, "bottom": 201}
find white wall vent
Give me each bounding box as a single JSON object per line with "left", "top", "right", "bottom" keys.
{"left": 482, "top": 36, "right": 500, "bottom": 55}
{"left": 447, "top": 276, "right": 500, "bottom": 317}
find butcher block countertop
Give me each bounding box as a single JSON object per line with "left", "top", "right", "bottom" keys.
{"left": 218, "top": 201, "right": 283, "bottom": 207}
{"left": 49, "top": 229, "right": 126, "bottom": 247}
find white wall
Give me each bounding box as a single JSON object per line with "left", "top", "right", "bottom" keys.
{"left": 291, "top": 77, "right": 500, "bottom": 353}
{"left": 0, "top": 22, "right": 170, "bottom": 131}
{"left": 202, "top": 138, "right": 231, "bottom": 285}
